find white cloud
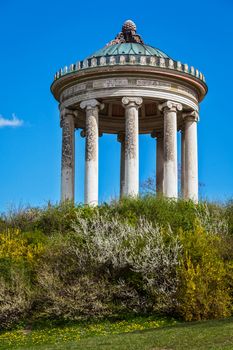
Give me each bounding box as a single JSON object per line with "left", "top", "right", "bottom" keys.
{"left": 0, "top": 114, "right": 24, "bottom": 128}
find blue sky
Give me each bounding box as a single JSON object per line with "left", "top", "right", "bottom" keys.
{"left": 0, "top": 0, "right": 233, "bottom": 211}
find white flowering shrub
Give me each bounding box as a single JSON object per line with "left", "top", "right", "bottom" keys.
{"left": 195, "top": 203, "right": 229, "bottom": 236}
{"left": 72, "top": 212, "right": 181, "bottom": 311}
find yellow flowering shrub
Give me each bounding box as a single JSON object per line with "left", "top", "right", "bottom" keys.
{"left": 0, "top": 228, "right": 45, "bottom": 264}
{"left": 176, "top": 225, "right": 232, "bottom": 321}
{"left": 0, "top": 229, "right": 45, "bottom": 329}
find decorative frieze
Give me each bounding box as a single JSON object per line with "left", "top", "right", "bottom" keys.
{"left": 129, "top": 55, "right": 136, "bottom": 64}
{"left": 82, "top": 59, "right": 88, "bottom": 69}
{"left": 60, "top": 77, "right": 198, "bottom": 110}
{"left": 168, "top": 59, "right": 174, "bottom": 69}
{"left": 119, "top": 55, "right": 126, "bottom": 64}
{"left": 184, "top": 64, "right": 189, "bottom": 73}
{"left": 140, "top": 56, "right": 147, "bottom": 65}
{"left": 100, "top": 57, "right": 106, "bottom": 65}
{"left": 149, "top": 56, "right": 156, "bottom": 65}
{"left": 76, "top": 61, "right": 81, "bottom": 70}
{"left": 69, "top": 64, "right": 75, "bottom": 72}
{"left": 54, "top": 55, "right": 206, "bottom": 85}
{"left": 91, "top": 58, "right": 97, "bottom": 67}
{"left": 109, "top": 56, "right": 116, "bottom": 65}
{"left": 177, "top": 61, "right": 182, "bottom": 71}
{"left": 159, "top": 57, "right": 165, "bottom": 67}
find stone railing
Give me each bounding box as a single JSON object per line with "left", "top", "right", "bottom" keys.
{"left": 53, "top": 55, "right": 206, "bottom": 83}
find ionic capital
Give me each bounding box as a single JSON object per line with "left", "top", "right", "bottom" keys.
{"left": 117, "top": 132, "right": 125, "bottom": 143}
{"left": 122, "top": 97, "right": 143, "bottom": 109}
{"left": 151, "top": 130, "right": 163, "bottom": 139}
{"left": 60, "top": 108, "right": 77, "bottom": 127}
{"left": 183, "top": 110, "right": 199, "bottom": 122}
{"left": 159, "top": 101, "right": 183, "bottom": 113}
{"left": 80, "top": 99, "right": 105, "bottom": 111}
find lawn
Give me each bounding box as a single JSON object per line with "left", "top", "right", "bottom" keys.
{"left": 0, "top": 317, "right": 233, "bottom": 350}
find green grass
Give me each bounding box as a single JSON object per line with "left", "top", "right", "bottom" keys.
{"left": 0, "top": 317, "right": 233, "bottom": 350}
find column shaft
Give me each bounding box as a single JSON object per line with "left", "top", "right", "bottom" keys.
{"left": 159, "top": 101, "right": 182, "bottom": 198}
{"left": 61, "top": 110, "right": 75, "bottom": 202}
{"left": 122, "top": 97, "right": 143, "bottom": 196}
{"left": 85, "top": 108, "right": 98, "bottom": 205}
{"left": 80, "top": 99, "right": 104, "bottom": 206}
{"left": 184, "top": 112, "right": 198, "bottom": 202}
{"left": 181, "top": 128, "right": 185, "bottom": 197}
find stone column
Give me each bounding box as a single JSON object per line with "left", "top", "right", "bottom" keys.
{"left": 159, "top": 101, "right": 182, "bottom": 198}
{"left": 117, "top": 132, "right": 125, "bottom": 198}
{"left": 80, "top": 99, "right": 104, "bottom": 206}
{"left": 183, "top": 111, "right": 199, "bottom": 202}
{"left": 181, "top": 126, "right": 185, "bottom": 197}
{"left": 60, "top": 108, "right": 76, "bottom": 202}
{"left": 122, "top": 97, "right": 143, "bottom": 196}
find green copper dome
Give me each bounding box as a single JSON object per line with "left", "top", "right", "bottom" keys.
{"left": 87, "top": 43, "right": 170, "bottom": 60}
{"left": 53, "top": 19, "right": 207, "bottom": 90}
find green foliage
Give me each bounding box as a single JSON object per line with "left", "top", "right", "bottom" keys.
{"left": 106, "top": 196, "right": 211, "bottom": 233}
{"left": 225, "top": 200, "right": 233, "bottom": 235}
{"left": 1, "top": 202, "right": 77, "bottom": 235}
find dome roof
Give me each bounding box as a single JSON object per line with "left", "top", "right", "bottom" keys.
{"left": 86, "top": 43, "right": 170, "bottom": 60}
{"left": 53, "top": 20, "right": 207, "bottom": 89}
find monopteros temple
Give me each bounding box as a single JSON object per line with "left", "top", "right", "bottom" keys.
{"left": 51, "top": 20, "right": 208, "bottom": 205}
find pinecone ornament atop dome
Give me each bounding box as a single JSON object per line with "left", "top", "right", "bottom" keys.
{"left": 106, "top": 20, "right": 144, "bottom": 46}
{"left": 122, "top": 20, "right": 137, "bottom": 33}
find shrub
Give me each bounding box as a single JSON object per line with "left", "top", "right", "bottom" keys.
{"left": 73, "top": 212, "right": 181, "bottom": 310}
{"left": 176, "top": 225, "right": 232, "bottom": 321}
{"left": 108, "top": 197, "right": 205, "bottom": 233}
{"left": 0, "top": 229, "right": 45, "bottom": 329}
{"left": 0, "top": 263, "right": 32, "bottom": 330}
{"left": 0, "top": 197, "right": 232, "bottom": 329}
{"left": 33, "top": 213, "right": 181, "bottom": 320}
{"left": 1, "top": 202, "right": 77, "bottom": 235}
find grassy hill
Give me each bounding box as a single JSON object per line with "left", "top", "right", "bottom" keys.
{"left": 0, "top": 317, "right": 233, "bottom": 349}
{"left": 0, "top": 196, "right": 233, "bottom": 348}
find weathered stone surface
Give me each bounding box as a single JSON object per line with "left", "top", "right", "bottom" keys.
{"left": 183, "top": 111, "right": 199, "bottom": 202}
{"left": 80, "top": 99, "right": 104, "bottom": 206}
{"left": 159, "top": 101, "right": 182, "bottom": 198}
{"left": 122, "top": 97, "right": 142, "bottom": 196}
{"left": 60, "top": 109, "right": 75, "bottom": 202}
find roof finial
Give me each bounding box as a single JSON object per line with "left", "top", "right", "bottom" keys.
{"left": 122, "top": 20, "right": 137, "bottom": 33}
{"left": 106, "top": 20, "right": 144, "bottom": 46}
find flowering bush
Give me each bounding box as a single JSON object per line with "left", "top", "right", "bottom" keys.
{"left": 176, "top": 225, "right": 232, "bottom": 320}
{"left": 0, "top": 197, "right": 232, "bottom": 329}
{"left": 0, "top": 229, "right": 44, "bottom": 263}
{"left": 0, "top": 229, "right": 45, "bottom": 329}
